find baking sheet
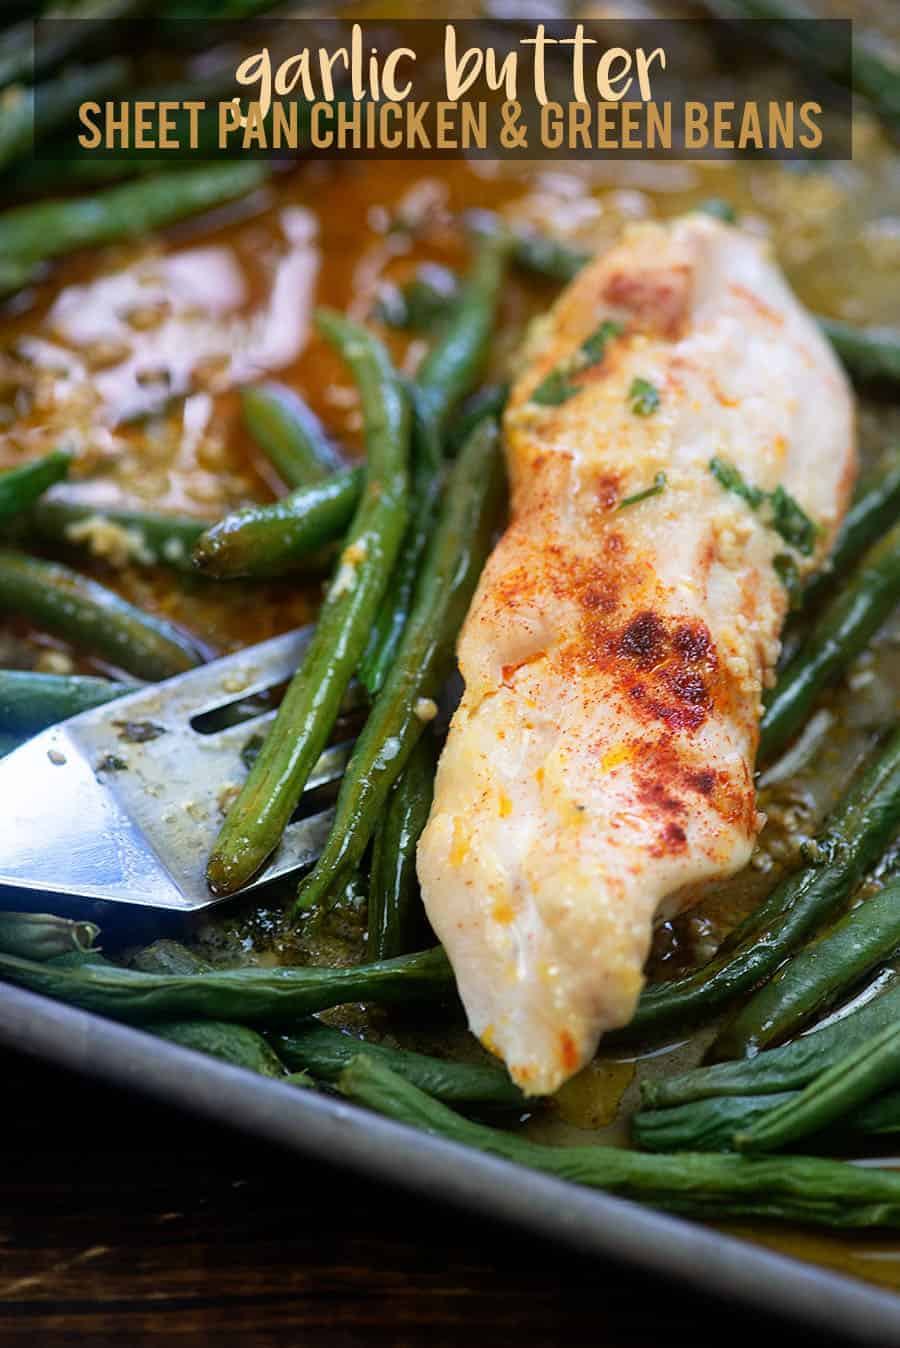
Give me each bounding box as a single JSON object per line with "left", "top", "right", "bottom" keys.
{"left": 3, "top": 980, "right": 900, "bottom": 1344}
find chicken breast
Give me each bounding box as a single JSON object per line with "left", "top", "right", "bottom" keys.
{"left": 417, "top": 214, "right": 855, "bottom": 1096}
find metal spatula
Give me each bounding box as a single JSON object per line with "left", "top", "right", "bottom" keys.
{"left": 0, "top": 626, "right": 349, "bottom": 911}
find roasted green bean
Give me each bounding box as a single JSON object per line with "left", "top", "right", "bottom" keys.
{"left": 241, "top": 382, "right": 344, "bottom": 488}
{"left": 192, "top": 466, "right": 362, "bottom": 579}
{"left": 29, "top": 500, "right": 207, "bottom": 571}
{"left": 367, "top": 736, "right": 435, "bottom": 960}
{"left": 713, "top": 878, "right": 900, "bottom": 1060}
{"left": 207, "top": 313, "right": 410, "bottom": 896}
{"left": 641, "top": 977, "right": 900, "bottom": 1109}
{"left": 625, "top": 728, "right": 900, "bottom": 1040}
{"left": 800, "top": 455, "right": 900, "bottom": 613}
{"left": 760, "top": 520, "right": 900, "bottom": 761}
{"left": 736, "top": 1021, "right": 900, "bottom": 1154}
{"left": 0, "top": 162, "right": 271, "bottom": 297}
{"left": 0, "top": 670, "right": 134, "bottom": 735}
{"left": 295, "top": 418, "right": 504, "bottom": 916}
{"left": 0, "top": 451, "right": 71, "bottom": 524}
{"left": 0, "top": 945, "right": 452, "bottom": 1024}
{"left": 341, "top": 1056, "right": 900, "bottom": 1229}
{"left": 818, "top": 319, "right": 900, "bottom": 391}
{"left": 0, "top": 551, "right": 205, "bottom": 679}
{"left": 275, "top": 1019, "right": 524, "bottom": 1107}
{"left": 0, "top": 60, "right": 129, "bottom": 172}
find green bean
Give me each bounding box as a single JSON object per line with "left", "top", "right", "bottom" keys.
{"left": 736, "top": 1021, "right": 900, "bottom": 1154}
{"left": 697, "top": 0, "right": 899, "bottom": 134}
{"left": 0, "top": 945, "right": 452, "bottom": 1024}
{"left": 624, "top": 728, "right": 900, "bottom": 1040}
{"left": 817, "top": 319, "right": 900, "bottom": 391}
{"left": 0, "top": 60, "right": 129, "bottom": 172}
{"left": 0, "top": 0, "right": 145, "bottom": 91}
{"left": 0, "top": 162, "right": 271, "bottom": 297}
{"left": 359, "top": 230, "right": 511, "bottom": 697}
{"left": 445, "top": 381, "right": 510, "bottom": 455}
{"left": 29, "top": 499, "right": 207, "bottom": 571}
{"left": 241, "top": 382, "right": 344, "bottom": 488}
{"left": 207, "top": 313, "right": 410, "bottom": 896}
{"left": 512, "top": 232, "right": 588, "bottom": 284}
{"left": 192, "top": 466, "right": 362, "bottom": 580}
{"left": 150, "top": 1020, "right": 287, "bottom": 1077}
{"left": 634, "top": 1085, "right": 900, "bottom": 1153}
{"left": 340, "top": 1056, "right": 900, "bottom": 1229}
{"left": 713, "top": 878, "right": 900, "bottom": 1060}
{"left": 633, "top": 1092, "right": 793, "bottom": 1153}
{"left": 0, "top": 451, "right": 71, "bottom": 524}
{"left": 759, "top": 520, "right": 900, "bottom": 761}
{"left": 295, "top": 419, "right": 504, "bottom": 916}
{"left": 800, "top": 455, "right": 900, "bottom": 613}
{"left": 129, "top": 933, "right": 315, "bottom": 1087}
{"left": 0, "top": 911, "right": 100, "bottom": 962}
{"left": 641, "top": 976, "right": 900, "bottom": 1109}
{"left": 0, "top": 550, "right": 205, "bottom": 680}
{"left": 274, "top": 1019, "right": 524, "bottom": 1108}
{"left": 367, "top": 736, "right": 435, "bottom": 960}
{"left": 0, "top": 670, "right": 135, "bottom": 735}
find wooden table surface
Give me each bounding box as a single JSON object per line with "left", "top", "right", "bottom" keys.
{"left": 0, "top": 1046, "right": 864, "bottom": 1346}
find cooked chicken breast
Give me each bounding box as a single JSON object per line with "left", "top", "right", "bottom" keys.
{"left": 417, "top": 214, "right": 855, "bottom": 1096}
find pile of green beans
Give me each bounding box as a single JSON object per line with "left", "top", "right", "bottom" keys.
{"left": 0, "top": 451, "right": 71, "bottom": 524}
{"left": 713, "top": 878, "right": 900, "bottom": 1059}
{"left": 341, "top": 1056, "right": 900, "bottom": 1229}
{"left": 0, "top": 551, "right": 205, "bottom": 680}
{"left": 622, "top": 728, "right": 900, "bottom": 1040}
{"left": 294, "top": 417, "right": 505, "bottom": 918}
{"left": 734, "top": 1019, "right": 900, "bottom": 1154}
{"left": 633, "top": 1084, "right": 900, "bottom": 1154}
{"left": 275, "top": 1019, "right": 524, "bottom": 1108}
{"left": 642, "top": 977, "right": 900, "bottom": 1109}
{"left": 0, "top": 162, "right": 271, "bottom": 297}
{"left": 207, "top": 312, "right": 411, "bottom": 896}
{"left": 359, "top": 229, "right": 512, "bottom": 697}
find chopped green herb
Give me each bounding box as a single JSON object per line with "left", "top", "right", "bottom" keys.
{"left": 579, "top": 320, "right": 623, "bottom": 366}
{"left": 709, "top": 456, "right": 764, "bottom": 510}
{"left": 619, "top": 472, "right": 667, "bottom": 509}
{"left": 628, "top": 377, "right": 661, "bottom": 416}
{"left": 773, "top": 552, "right": 802, "bottom": 607}
{"left": 374, "top": 264, "right": 460, "bottom": 330}
{"left": 530, "top": 320, "right": 624, "bottom": 407}
{"left": 765, "top": 485, "right": 819, "bottom": 556}
{"left": 708, "top": 456, "right": 818, "bottom": 556}
{"left": 530, "top": 368, "right": 578, "bottom": 407}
